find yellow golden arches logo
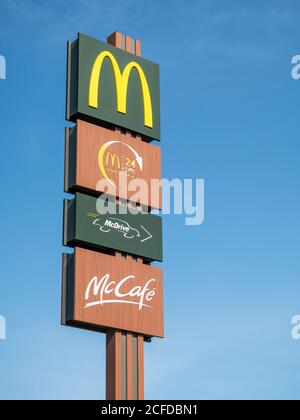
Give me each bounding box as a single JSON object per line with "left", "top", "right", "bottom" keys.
{"left": 105, "top": 152, "right": 121, "bottom": 169}
{"left": 88, "top": 51, "right": 153, "bottom": 128}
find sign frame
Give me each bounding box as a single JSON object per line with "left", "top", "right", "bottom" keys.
{"left": 64, "top": 119, "right": 162, "bottom": 209}
{"left": 61, "top": 248, "right": 164, "bottom": 338}
{"left": 63, "top": 192, "right": 163, "bottom": 262}
{"left": 66, "top": 33, "right": 161, "bottom": 141}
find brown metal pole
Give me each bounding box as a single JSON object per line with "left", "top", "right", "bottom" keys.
{"left": 106, "top": 330, "right": 123, "bottom": 400}
{"left": 107, "top": 31, "right": 142, "bottom": 57}
{"left": 126, "top": 332, "right": 134, "bottom": 400}
{"left": 105, "top": 32, "right": 146, "bottom": 401}
{"left": 106, "top": 330, "right": 145, "bottom": 400}
{"left": 105, "top": 254, "right": 146, "bottom": 400}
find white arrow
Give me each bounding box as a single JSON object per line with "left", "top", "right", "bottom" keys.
{"left": 140, "top": 225, "right": 153, "bottom": 243}
{"left": 136, "top": 154, "right": 143, "bottom": 171}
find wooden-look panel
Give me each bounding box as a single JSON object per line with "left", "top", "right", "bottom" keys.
{"left": 64, "top": 247, "right": 164, "bottom": 338}
{"left": 66, "top": 119, "right": 162, "bottom": 209}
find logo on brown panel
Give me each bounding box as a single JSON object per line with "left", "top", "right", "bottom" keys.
{"left": 98, "top": 140, "right": 143, "bottom": 187}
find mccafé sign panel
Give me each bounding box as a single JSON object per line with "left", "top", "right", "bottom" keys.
{"left": 62, "top": 248, "right": 164, "bottom": 338}
{"left": 66, "top": 33, "right": 161, "bottom": 141}
{"left": 64, "top": 192, "right": 163, "bottom": 262}
{"left": 65, "top": 120, "right": 162, "bottom": 209}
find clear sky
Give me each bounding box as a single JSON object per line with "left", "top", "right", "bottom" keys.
{"left": 0, "top": 0, "right": 300, "bottom": 400}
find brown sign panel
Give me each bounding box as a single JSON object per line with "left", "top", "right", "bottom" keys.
{"left": 62, "top": 247, "right": 164, "bottom": 338}
{"left": 65, "top": 120, "right": 162, "bottom": 209}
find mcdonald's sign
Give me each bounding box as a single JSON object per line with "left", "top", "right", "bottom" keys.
{"left": 105, "top": 152, "right": 121, "bottom": 170}
{"left": 66, "top": 33, "right": 160, "bottom": 141}
{"left": 64, "top": 120, "right": 162, "bottom": 209}
{"left": 63, "top": 192, "right": 163, "bottom": 262}
{"left": 62, "top": 248, "right": 164, "bottom": 338}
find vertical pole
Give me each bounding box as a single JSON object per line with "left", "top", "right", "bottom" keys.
{"left": 126, "top": 332, "right": 134, "bottom": 400}
{"left": 105, "top": 32, "right": 146, "bottom": 401}
{"left": 137, "top": 335, "right": 145, "bottom": 400}
{"left": 106, "top": 329, "right": 145, "bottom": 400}
{"left": 106, "top": 330, "right": 122, "bottom": 400}
{"left": 107, "top": 32, "right": 142, "bottom": 57}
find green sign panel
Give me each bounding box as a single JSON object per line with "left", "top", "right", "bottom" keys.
{"left": 64, "top": 193, "right": 163, "bottom": 262}
{"left": 66, "top": 33, "right": 161, "bottom": 141}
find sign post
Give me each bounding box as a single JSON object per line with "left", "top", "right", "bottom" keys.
{"left": 62, "top": 31, "right": 163, "bottom": 400}
{"left": 106, "top": 330, "right": 145, "bottom": 400}
{"left": 105, "top": 34, "right": 152, "bottom": 401}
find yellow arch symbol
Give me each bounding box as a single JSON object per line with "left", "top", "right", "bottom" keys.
{"left": 88, "top": 51, "right": 153, "bottom": 128}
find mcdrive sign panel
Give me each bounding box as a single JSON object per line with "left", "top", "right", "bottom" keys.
{"left": 62, "top": 247, "right": 164, "bottom": 338}
{"left": 64, "top": 192, "right": 163, "bottom": 262}
{"left": 65, "top": 120, "right": 162, "bottom": 209}
{"left": 66, "top": 33, "right": 160, "bottom": 141}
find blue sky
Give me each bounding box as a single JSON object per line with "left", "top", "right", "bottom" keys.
{"left": 0, "top": 0, "right": 300, "bottom": 400}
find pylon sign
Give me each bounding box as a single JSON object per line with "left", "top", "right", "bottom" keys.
{"left": 66, "top": 33, "right": 161, "bottom": 140}
{"left": 62, "top": 32, "right": 163, "bottom": 400}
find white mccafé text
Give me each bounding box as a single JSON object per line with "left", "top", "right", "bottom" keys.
{"left": 85, "top": 274, "right": 157, "bottom": 310}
